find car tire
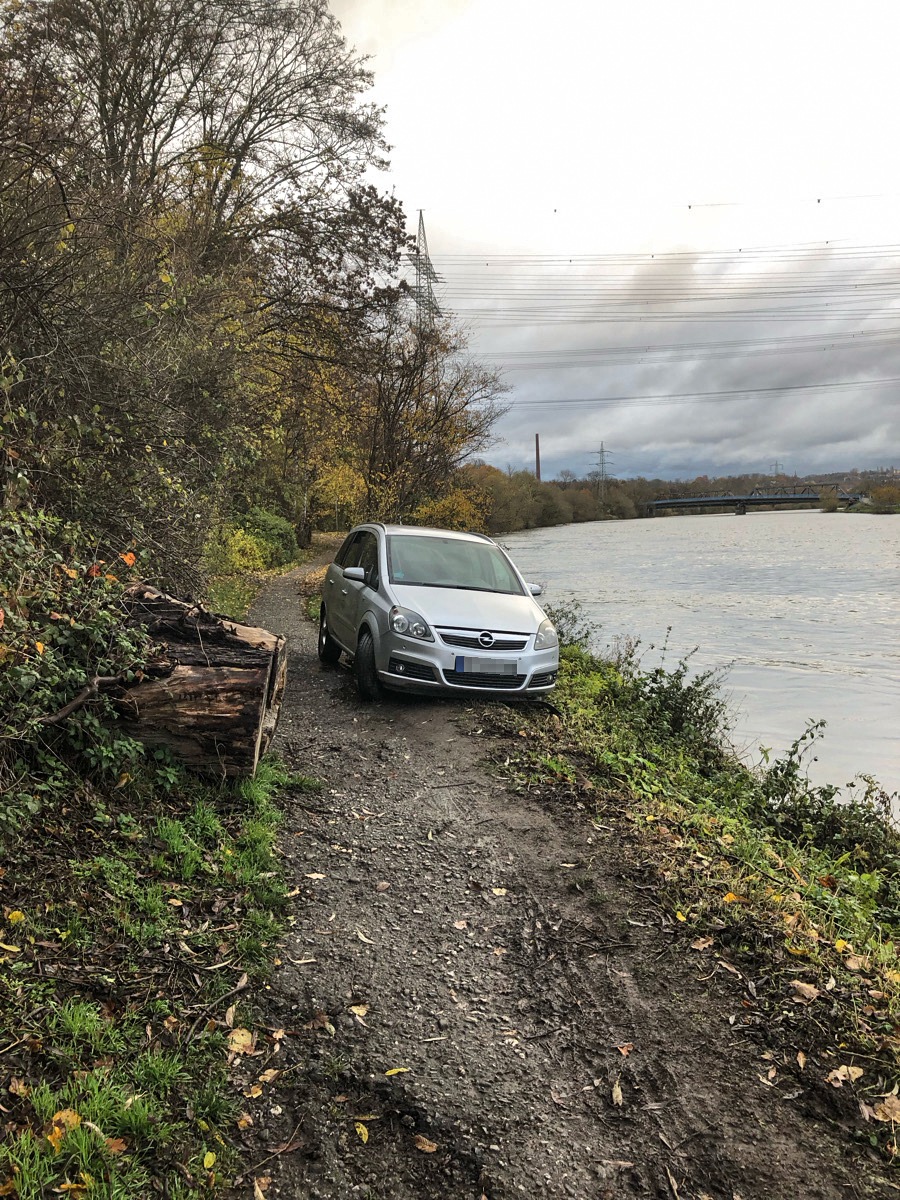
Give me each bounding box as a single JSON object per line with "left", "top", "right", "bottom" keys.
{"left": 318, "top": 606, "right": 342, "bottom": 664}
{"left": 354, "top": 628, "right": 383, "bottom": 701}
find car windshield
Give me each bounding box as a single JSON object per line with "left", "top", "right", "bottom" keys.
{"left": 387, "top": 534, "right": 525, "bottom": 595}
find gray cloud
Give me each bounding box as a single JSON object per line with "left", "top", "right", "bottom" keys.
{"left": 438, "top": 243, "right": 900, "bottom": 479}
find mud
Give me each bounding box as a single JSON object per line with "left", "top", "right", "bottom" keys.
{"left": 233, "top": 563, "right": 893, "bottom": 1200}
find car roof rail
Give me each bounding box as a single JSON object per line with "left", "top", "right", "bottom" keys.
{"left": 463, "top": 530, "right": 494, "bottom": 541}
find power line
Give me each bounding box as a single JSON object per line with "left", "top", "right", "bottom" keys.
{"left": 504, "top": 374, "right": 900, "bottom": 411}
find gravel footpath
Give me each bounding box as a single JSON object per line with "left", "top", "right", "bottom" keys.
{"left": 231, "top": 561, "right": 890, "bottom": 1200}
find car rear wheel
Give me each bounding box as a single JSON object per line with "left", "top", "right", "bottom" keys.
{"left": 354, "top": 628, "right": 383, "bottom": 701}
{"left": 318, "top": 606, "right": 342, "bottom": 664}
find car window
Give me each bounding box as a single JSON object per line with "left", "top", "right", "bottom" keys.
{"left": 387, "top": 535, "right": 524, "bottom": 595}
{"left": 356, "top": 532, "right": 380, "bottom": 588}
{"left": 335, "top": 533, "right": 359, "bottom": 567}
{"left": 340, "top": 533, "right": 365, "bottom": 569}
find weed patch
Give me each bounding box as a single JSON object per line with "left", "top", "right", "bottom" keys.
{"left": 0, "top": 758, "right": 304, "bottom": 1197}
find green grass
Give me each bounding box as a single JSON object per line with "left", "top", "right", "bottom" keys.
{"left": 0, "top": 757, "right": 309, "bottom": 1197}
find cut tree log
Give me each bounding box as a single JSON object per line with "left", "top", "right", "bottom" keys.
{"left": 116, "top": 585, "right": 287, "bottom": 777}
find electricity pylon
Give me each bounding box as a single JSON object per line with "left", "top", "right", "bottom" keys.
{"left": 406, "top": 211, "right": 442, "bottom": 335}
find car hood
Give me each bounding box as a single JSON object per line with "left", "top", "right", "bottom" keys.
{"left": 389, "top": 585, "right": 543, "bottom": 633}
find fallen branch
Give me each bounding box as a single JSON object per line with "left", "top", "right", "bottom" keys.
{"left": 38, "top": 674, "right": 127, "bottom": 726}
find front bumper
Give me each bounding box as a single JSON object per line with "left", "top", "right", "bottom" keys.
{"left": 377, "top": 631, "right": 559, "bottom": 696}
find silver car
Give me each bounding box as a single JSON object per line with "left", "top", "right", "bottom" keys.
{"left": 317, "top": 523, "right": 559, "bottom": 701}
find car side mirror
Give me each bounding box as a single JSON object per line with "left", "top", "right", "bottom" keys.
{"left": 528, "top": 582, "right": 543, "bottom": 596}
{"left": 343, "top": 566, "right": 366, "bottom": 583}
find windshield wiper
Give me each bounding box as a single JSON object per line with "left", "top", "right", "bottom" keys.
{"left": 392, "top": 581, "right": 515, "bottom": 593}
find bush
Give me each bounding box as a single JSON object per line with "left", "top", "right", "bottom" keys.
{"left": 240, "top": 507, "right": 299, "bottom": 567}
{"left": 871, "top": 483, "right": 900, "bottom": 513}
{"left": 203, "top": 526, "right": 268, "bottom": 576}
{"left": 0, "top": 509, "right": 149, "bottom": 822}
{"left": 412, "top": 489, "right": 488, "bottom": 532}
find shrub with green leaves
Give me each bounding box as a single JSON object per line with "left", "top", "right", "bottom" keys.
{"left": 0, "top": 509, "right": 149, "bottom": 822}
{"left": 239, "top": 506, "right": 299, "bottom": 567}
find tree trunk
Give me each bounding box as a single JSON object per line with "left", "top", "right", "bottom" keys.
{"left": 118, "top": 585, "right": 287, "bottom": 777}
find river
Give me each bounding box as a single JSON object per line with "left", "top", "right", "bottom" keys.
{"left": 501, "top": 510, "right": 900, "bottom": 794}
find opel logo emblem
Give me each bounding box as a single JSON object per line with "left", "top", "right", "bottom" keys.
{"left": 478, "top": 631, "right": 494, "bottom": 648}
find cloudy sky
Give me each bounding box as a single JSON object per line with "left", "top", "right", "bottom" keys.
{"left": 331, "top": 0, "right": 900, "bottom": 480}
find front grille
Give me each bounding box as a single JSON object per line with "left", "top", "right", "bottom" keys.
{"left": 388, "top": 658, "right": 436, "bottom": 681}
{"left": 439, "top": 631, "right": 528, "bottom": 651}
{"left": 530, "top": 672, "right": 558, "bottom": 687}
{"left": 443, "top": 669, "right": 527, "bottom": 689}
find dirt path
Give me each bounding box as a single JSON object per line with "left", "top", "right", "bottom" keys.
{"left": 238, "top": 564, "right": 891, "bottom": 1200}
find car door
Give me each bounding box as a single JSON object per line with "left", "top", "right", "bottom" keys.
{"left": 325, "top": 531, "right": 364, "bottom": 647}
{"left": 343, "top": 530, "right": 381, "bottom": 644}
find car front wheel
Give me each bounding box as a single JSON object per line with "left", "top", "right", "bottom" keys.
{"left": 318, "top": 606, "right": 342, "bottom": 664}
{"left": 354, "top": 628, "right": 383, "bottom": 701}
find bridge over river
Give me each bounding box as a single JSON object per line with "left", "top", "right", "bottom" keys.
{"left": 647, "top": 483, "right": 866, "bottom": 516}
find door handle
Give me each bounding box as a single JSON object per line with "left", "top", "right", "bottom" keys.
{"left": 341, "top": 588, "right": 348, "bottom": 595}
{"left": 328, "top": 578, "right": 335, "bottom": 586}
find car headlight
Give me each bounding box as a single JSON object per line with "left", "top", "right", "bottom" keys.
{"left": 533, "top": 618, "right": 558, "bottom": 650}
{"left": 389, "top": 605, "right": 434, "bottom": 641}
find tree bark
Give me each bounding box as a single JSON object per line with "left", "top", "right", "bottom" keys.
{"left": 118, "top": 585, "right": 287, "bottom": 777}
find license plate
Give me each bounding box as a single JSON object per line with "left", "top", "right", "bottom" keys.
{"left": 455, "top": 656, "right": 518, "bottom": 675}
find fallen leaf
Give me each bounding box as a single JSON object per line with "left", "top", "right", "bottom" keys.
{"left": 304, "top": 1010, "right": 335, "bottom": 1036}
{"left": 237, "top": 1113, "right": 254, "bottom": 1130}
{"left": 355, "top": 1122, "right": 369, "bottom": 1144}
{"left": 845, "top": 955, "right": 870, "bottom": 972}
{"left": 616, "top": 1043, "right": 634, "bottom": 1057}
{"left": 796, "top": 1051, "right": 807, "bottom": 1070}
{"left": 227, "top": 1028, "right": 254, "bottom": 1054}
{"left": 723, "top": 892, "right": 749, "bottom": 905}
{"left": 253, "top": 1181, "right": 266, "bottom": 1200}
{"left": 0, "top": 943, "right": 20, "bottom": 954}
{"left": 827, "top": 1064, "right": 864, "bottom": 1087}
{"left": 356, "top": 930, "right": 375, "bottom": 945}
{"left": 675, "top": 911, "right": 686, "bottom": 922}
{"left": 349, "top": 1005, "right": 368, "bottom": 1018}
{"left": 8, "top": 1076, "right": 29, "bottom": 1097}
{"left": 690, "top": 937, "right": 714, "bottom": 951}
{"left": 119, "top": 552, "right": 137, "bottom": 567}
{"left": 47, "top": 1109, "right": 81, "bottom": 1151}
{"left": 305, "top": 873, "right": 326, "bottom": 880}
{"left": 453, "top": 920, "right": 467, "bottom": 930}
{"left": 105, "top": 1137, "right": 127, "bottom": 1155}
{"left": 873, "top": 1095, "right": 900, "bottom": 1123}
{"left": 375, "top": 881, "right": 391, "bottom": 892}
{"left": 385, "top": 1067, "right": 410, "bottom": 1076}
{"left": 491, "top": 888, "right": 507, "bottom": 896}
{"left": 834, "top": 938, "right": 850, "bottom": 953}
{"left": 34, "top": 642, "right": 44, "bottom": 655}
{"left": 203, "top": 1151, "right": 216, "bottom": 1169}
{"left": 258, "top": 1069, "right": 280, "bottom": 1084}
{"left": 788, "top": 980, "right": 820, "bottom": 1004}
{"left": 414, "top": 1134, "right": 438, "bottom": 1152}
{"left": 611, "top": 1079, "right": 624, "bottom": 1107}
